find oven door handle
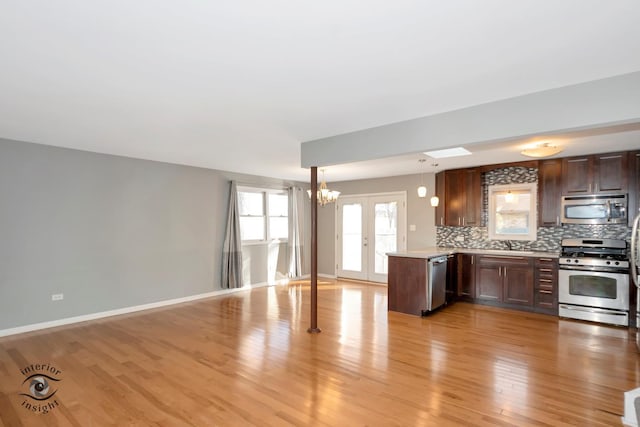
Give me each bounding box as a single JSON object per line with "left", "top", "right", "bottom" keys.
{"left": 559, "top": 265, "right": 628, "bottom": 274}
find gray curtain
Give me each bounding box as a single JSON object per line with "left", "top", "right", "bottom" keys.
{"left": 288, "top": 186, "right": 304, "bottom": 278}
{"left": 222, "top": 181, "right": 243, "bottom": 288}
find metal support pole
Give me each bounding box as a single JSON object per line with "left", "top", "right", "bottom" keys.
{"left": 308, "top": 166, "right": 321, "bottom": 334}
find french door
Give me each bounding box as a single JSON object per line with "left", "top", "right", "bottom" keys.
{"left": 336, "top": 192, "right": 406, "bottom": 283}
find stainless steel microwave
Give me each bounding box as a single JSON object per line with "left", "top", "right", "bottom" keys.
{"left": 561, "top": 194, "right": 627, "bottom": 224}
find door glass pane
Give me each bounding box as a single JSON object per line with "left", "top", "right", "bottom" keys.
{"left": 565, "top": 204, "right": 607, "bottom": 219}
{"left": 342, "top": 204, "right": 362, "bottom": 271}
{"left": 374, "top": 202, "right": 397, "bottom": 275}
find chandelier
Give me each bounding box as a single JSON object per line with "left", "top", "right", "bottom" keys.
{"left": 308, "top": 169, "right": 340, "bottom": 206}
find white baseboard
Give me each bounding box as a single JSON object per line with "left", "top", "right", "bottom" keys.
{"left": 0, "top": 280, "right": 284, "bottom": 338}
{"left": 318, "top": 273, "right": 337, "bottom": 279}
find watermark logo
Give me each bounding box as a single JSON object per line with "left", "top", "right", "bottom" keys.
{"left": 19, "top": 364, "right": 62, "bottom": 414}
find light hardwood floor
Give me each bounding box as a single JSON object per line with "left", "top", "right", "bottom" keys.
{"left": 1, "top": 280, "right": 638, "bottom": 426}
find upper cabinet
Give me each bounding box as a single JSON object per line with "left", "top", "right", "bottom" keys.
{"left": 629, "top": 151, "right": 640, "bottom": 225}
{"left": 435, "top": 171, "right": 445, "bottom": 226}
{"left": 562, "top": 152, "right": 628, "bottom": 195}
{"left": 442, "top": 168, "right": 481, "bottom": 226}
{"left": 538, "top": 159, "right": 562, "bottom": 227}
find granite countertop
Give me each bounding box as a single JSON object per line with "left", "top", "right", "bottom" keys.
{"left": 387, "top": 247, "right": 560, "bottom": 259}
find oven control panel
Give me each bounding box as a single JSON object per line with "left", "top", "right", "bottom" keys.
{"left": 559, "top": 257, "right": 629, "bottom": 269}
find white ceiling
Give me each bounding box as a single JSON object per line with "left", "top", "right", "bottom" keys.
{"left": 1, "top": 1, "right": 640, "bottom": 182}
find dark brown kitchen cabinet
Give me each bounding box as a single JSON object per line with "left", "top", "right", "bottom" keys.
{"left": 445, "top": 254, "right": 457, "bottom": 303}
{"left": 534, "top": 257, "right": 558, "bottom": 313}
{"left": 629, "top": 151, "right": 640, "bottom": 226}
{"left": 457, "top": 253, "right": 475, "bottom": 299}
{"left": 435, "top": 171, "right": 445, "bottom": 226}
{"left": 443, "top": 168, "right": 482, "bottom": 226}
{"left": 562, "top": 152, "right": 628, "bottom": 195}
{"left": 475, "top": 259, "right": 501, "bottom": 301}
{"left": 503, "top": 261, "right": 535, "bottom": 306}
{"left": 387, "top": 256, "right": 426, "bottom": 316}
{"left": 475, "top": 255, "right": 533, "bottom": 306}
{"left": 538, "top": 159, "right": 562, "bottom": 227}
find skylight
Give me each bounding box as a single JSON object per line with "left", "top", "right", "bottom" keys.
{"left": 423, "top": 147, "right": 472, "bottom": 158}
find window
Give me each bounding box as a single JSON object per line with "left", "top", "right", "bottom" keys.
{"left": 268, "top": 193, "right": 288, "bottom": 239}
{"left": 238, "top": 188, "right": 288, "bottom": 242}
{"left": 488, "top": 183, "right": 537, "bottom": 241}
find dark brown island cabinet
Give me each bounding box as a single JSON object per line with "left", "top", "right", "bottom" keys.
{"left": 390, "top": 252, "right": 559, "bottom": 317}
{"left": 387, "top": 256, "right": 428, "bottom": 316}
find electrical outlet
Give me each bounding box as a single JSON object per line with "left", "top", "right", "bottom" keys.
{"left": 51, "top": 293, "right": 64, "bottom": 301}
{"left": 409, "top": 224, "right": 416, "bottom": 231}
{"left": 455, "top": 236, "right": 464, "bottom": 242}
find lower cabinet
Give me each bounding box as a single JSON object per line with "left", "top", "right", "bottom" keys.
{"left": 446, "top": 254, "right": 457, "bottom": 303}
{"left": 457, "top": 253, "right": 475, "bottom": 298}
{"left": 475, "top": 255, "right": 533, "bottom": 306}
{"left": 533, "top": 257, "right": 558, "bottom": 313}
{"left": 388, "top": 256, "right": 427, "bottom": 316}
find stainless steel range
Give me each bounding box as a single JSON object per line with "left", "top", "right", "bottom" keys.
{"left": 558, "top": 238, "right": 630, "bottom": 326}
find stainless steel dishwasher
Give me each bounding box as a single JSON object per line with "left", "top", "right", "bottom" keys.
{"left": 425, "top": 255, "right": 448, "bottom": 313}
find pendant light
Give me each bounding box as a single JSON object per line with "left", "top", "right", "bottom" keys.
{"left": 430, "top": 162, "right": 439, "bottom": 207}
{"left": 417, "top": 159, "right": 427, "bottom": 198}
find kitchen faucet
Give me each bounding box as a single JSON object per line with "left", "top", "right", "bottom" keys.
{"left": 505, "top": 240, "right": 513, "bottom": 250}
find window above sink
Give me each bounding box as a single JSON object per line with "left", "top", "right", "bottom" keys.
{"left": 488, "top": 183, "right": 537, "bottom": 241}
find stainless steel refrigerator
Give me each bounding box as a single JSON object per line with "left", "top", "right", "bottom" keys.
{"left": 630, "top": 214, "right": 640, "bottom": 350}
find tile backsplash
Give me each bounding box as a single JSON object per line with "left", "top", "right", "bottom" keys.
{"left": 436, "top": 165, "right": 632, "bottom": 252}
{"left": 436, "top": 224, "right": 631, "bottom": 252}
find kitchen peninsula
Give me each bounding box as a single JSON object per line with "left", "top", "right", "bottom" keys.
{"left": 388, "top": 248, "right": 560, "bottom": 317}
